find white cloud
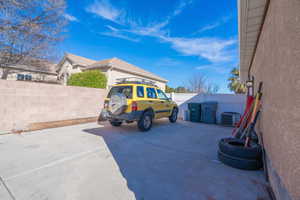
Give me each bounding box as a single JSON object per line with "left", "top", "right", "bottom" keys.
{"left": 105, "top": 25, "right": 120, "bottom": 32}
{"left": 102, "top": 31, "right": 139, "bottom": 42}
{"left": 196, "top": 64, "right": 232, "bottom": 74}
{"left": 101, "top": 25, "right": 139, "bottom": 42}
{"left": 195, "top": 15, "right": 232, "bottom": 34}
{"left": 102, "top": 23, "right": 236, "bottom": 62}
{"left": 86, "top": 0, "right": 192, "bottom": 29}
{"left": 100, "top": 19, "right": 169, "bottom": 42}
{"left": 124, "top": 21, "right": 169, "bottom": 38}
{"left": 86, "top": 0, "right": 123, "bottom": 23}
{"left": 162, "top": 37, "right": 236, "bottom": 62}
{"left": 88, "top": 0, "right": 236, "bottom": 63}
{"left": 197, "top": 23, "right": 220, "bottom": 33}
{"left": 63, "top": 13, "right": 78, "bottom": 22}
{"left": 173, "top": 0, "right": 193, "bottom": 16}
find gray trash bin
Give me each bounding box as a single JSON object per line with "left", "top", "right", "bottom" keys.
{"left": 201, "top": 101, "right": 218, "bottom": 124}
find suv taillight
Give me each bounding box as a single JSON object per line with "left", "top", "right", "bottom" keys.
{"left": 132, "top": 101, "right": 138, "bottom": 111}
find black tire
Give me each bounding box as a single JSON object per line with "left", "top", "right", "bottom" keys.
{"left": 169, "top": 108, "right": 178, "bottom": 123}
{"left": 218, "top": 138, "right": 262, "bottom": 160}
{"left": 218, "top": 150, "right": 263, "bottom": 170}
{"left": 138, "top": 111, "right": 153, "bottom": 131}
{"left": 109, "top": 120, "right": 122, "bottom": 127}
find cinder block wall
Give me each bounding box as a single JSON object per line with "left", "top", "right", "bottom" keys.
{"left": 251, "top": 0, "right": 300, "bottom": 199}
{"left": 0, "top": 80, "right": 107, "bottom": 132}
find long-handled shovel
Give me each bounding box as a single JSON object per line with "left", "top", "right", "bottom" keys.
{"left": 244, "top": 82, "right": 263, "bottom": 147}
{"left": 232, "top": 95, "right": 254, "bottom": 137}
{"left": 241, "top": 110, "right": 260, "bottom": 140}
{"left": 233, "top": 102, "right": 255, "bottom": 138}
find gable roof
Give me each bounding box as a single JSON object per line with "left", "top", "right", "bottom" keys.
{"left": 2, "top": 64, "right": 57, "bottom": 75}
{"left": 57, "top": 53, "right": 167, "bottom": 82}
{"left": 87, "top": 57, "right": 168, "bottom": 82}
{"left": 65, "top": 53, "right": 96, "bottom": 66}
{"left": 0, "top": 57, "right": 57, "bottom": 75}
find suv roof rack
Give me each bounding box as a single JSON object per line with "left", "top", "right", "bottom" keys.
{"left": 116, "top": 77, "right": 157, "bottom": 87}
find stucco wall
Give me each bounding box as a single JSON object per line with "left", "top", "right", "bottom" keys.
{"left": 250, "top": 0, "right": 300, "bottom": 199}
{"left": 58, "top": 60, "right": 82, "bottom": 85}
{"left": 6, "top": 71, "right": 57, "bottom": 82}
{"left": 108, "top": 69, "right": 166, "bottom": 91}
{"left": 0, "top": 68, "right": 57, "bottom": 82}
{"left": 0, "top": 80, "right": 107, "bottom": 133}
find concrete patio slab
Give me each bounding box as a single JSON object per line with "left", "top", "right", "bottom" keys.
{"left": 0, "top": 120, "right": 270, "bottom": 200}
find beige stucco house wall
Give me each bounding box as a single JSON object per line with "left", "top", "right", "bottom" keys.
{"left": 0, "top": 64, "right": 57, "bottom": 83}
{"left": 57, "top": 53, "right": 167, "bottom": 90}
{"left": 239, "top": 0, "right": 300, "bottom": 199}
{"left": 106, "top": 69, "right": 166, "bottom": 89}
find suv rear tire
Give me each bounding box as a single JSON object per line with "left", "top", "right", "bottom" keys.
{"left": 169, "top": 108, "right": 178, "bottom": 123}
{"left": 110, "top": 120, "right": 122, "bottom": 127}
{"left": 138, "top": 111, "right": 153, "bottom": 131}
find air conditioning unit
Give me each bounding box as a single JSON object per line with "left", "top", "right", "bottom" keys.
{"left": 221, "top": 112, "right": 241, "bottom": 126}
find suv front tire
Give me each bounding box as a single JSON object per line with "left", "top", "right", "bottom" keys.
{"left": 169, "top": 108, "right": 178, "bottom": 123}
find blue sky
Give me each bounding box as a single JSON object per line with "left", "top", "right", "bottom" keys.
{"left": 61, "top": 0, "right": 238, "bottom": 93}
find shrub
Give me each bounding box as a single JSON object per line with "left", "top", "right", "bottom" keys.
{"left": 67, "top": 70, "right": 107, "bottom": 89}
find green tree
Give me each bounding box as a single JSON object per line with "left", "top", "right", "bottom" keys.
{"left": 165, "top": 85, "right": 175, "bottom": 93}
{"left": 175, "top": 86, "right": 189, "bottom": 93}
{"left": 67, "top": 70, "right": 107, "bottom": 89}
{"left": 228, "top": 67, "right": 246, "bottom": 94}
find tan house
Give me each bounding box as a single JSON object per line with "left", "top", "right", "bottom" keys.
{"left": 0, "top": 61, "right": 57, "bottom": 83}
{"left": 239, "top": 0, "right": 299, "bottom": 199}
{"left": 56, "top": 53, "right": 168, "bottom": 90}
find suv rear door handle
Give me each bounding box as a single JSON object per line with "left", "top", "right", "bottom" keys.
{"left": 160, "top": 101, "right": 164, "bottom": 103}
{"left": 149, "top": 100, "right": 153, "bottom": 103}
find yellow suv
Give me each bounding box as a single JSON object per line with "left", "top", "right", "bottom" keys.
{"left": 98, "top": 78, "right": 178, "bottom": 131}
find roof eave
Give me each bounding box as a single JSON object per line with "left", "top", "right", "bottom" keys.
{"left": 1, "top": 65, "right": 57, "bottom": 75}
{"left": 238, "top": 0, "right": 269, "bottom": 82}
{"left": 84, "top": 63, "right": 112, "bottom": 71}
{"left": 112, "top": 67, "right": 168, "bottom": 83}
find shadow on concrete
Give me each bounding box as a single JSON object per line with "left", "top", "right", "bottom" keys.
{"left": 83, "top": 120, "right": 270, "bottom": 200}
{"left": 83, "top": 120, "right": 187, "bottom": 200}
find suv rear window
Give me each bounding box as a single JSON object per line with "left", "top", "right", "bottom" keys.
{"left": 107, "top": 86, "right": 133, "bottom": 99}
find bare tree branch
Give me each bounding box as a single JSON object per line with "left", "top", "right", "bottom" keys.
{"left": 0, "top": 0, "right": 67, "bottom": 79}
{"left": 186, "top": 73, "right": 219, "bottom": 94}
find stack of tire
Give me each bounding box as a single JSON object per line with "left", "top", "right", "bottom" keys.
{"left": 218, "top": 138, "right": 263, "bottom": 170}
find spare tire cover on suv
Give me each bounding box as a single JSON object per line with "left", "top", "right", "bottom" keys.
{"left": 108, "top": 93, "right": 127, "bottom": 115}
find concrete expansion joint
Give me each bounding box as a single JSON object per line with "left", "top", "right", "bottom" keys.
{"left": 0, "top": 176, "right": 16, "bottom": 200}
{"left": 3, "top": 147, "right": 106, "bottom": 182}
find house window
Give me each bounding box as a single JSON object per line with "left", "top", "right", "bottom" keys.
{"left": 25, "top": 74, "right": 32, "bottom": 81}
{"left": 137, "top": 86, "right": 144, "bottom": 97}
{"left": 146, "top": 88, "right": 157, "bottom": 99}
{"left": 17, "top": 74, "right": 25, "bottom": 80}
